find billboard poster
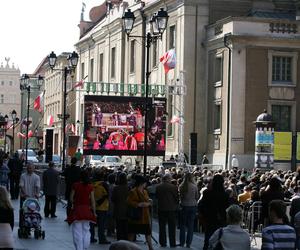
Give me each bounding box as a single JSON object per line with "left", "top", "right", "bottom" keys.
{"left": 274, "top": 132, "right": 292, "bottom": 161}
{"left": 255, "top": 127, "right": 274, "bottom": 168}
{"left": 83, "top": 95, "right": 167, "bottom": 156}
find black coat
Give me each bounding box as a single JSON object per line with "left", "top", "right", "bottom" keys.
{"left": 43, "top": 168, "right": 59, "bottom": 196}
{"left": 111, "top": 184, "right": 129, "bottom": 219}
{"left": 199, "top": 188, "right": 229, "bottom": 228}
{"left": 156, "top": 182, "right": 179, "bottom": 211}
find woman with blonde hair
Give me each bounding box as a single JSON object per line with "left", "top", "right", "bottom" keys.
{"left": 0, "top": 186, "right": 14, "bottom": 249}
{"left": 179, "top": 172, "right": 199, "bottom": 248}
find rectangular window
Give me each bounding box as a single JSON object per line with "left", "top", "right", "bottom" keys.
{"left": 152, "top": 39, "right": 158, "bottom": 68}
{"left": 272, "top": 105, "right": 291, "bottom": 131}
{"left": 9, "top": 81, "right": 12, "bottom": 86}
{"left": 167, "top": 95, "right": 173, "bottom": 137}
{"left": 0, "top": 94, "right": 4, "bottom": 103}
{"left": 99, "top": 53, "right": 104, "bottom": 82}
{"left": 111, "top": 47, "right": 116, "bottom": 78}
{"left": 169, "top": 25, "right": 176, "bottom": 49}
{"left": 130, "top": 40, "right": 135, "bottom": 73}
{"left": 213, "top": 102, "right": 222, "bottom": 133}
{"left": 272, "top": 56, "right": 292, "bottom": 83}
{"left": 214, "top": 55, "right": 223, "bottom": 84}
{"left": 90, "top": 58, "right": 94, "bottom": 82}
{"left": 1, "top": 81, "right": 4, "bottom": 86}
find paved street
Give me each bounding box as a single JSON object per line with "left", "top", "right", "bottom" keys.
{"left": 11, "top": 198, "right": 262, "bottom": 250}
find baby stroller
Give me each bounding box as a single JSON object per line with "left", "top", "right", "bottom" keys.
{"left": 18, "top": 198, "right": 45, "bottom": 239}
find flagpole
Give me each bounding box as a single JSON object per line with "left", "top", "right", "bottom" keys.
{"left": 25, "top": 86, "right": 30, "bottom": 164}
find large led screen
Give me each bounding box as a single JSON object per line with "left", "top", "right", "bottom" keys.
{"left": 83, "top": 95, "right": 167, "bottom": 156}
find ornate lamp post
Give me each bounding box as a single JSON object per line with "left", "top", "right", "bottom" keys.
{"left": 20, "top": 74, "right": 44, "bottom": 164}
{"left": 48, "top": 51, "right": 79, "bottom": 170}
{"left": 122, "top": 8, "right": 168, "bottom": 175}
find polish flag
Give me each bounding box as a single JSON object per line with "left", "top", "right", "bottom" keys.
{"left": 47, "top": 115, "right": 54, "bottom": 126}
{"left": 170, "top": 115, "right": 180, "bottom": 124}
{"left": 34, "top": 93, "right": 44, "bottom": 113}
{"left": 27, "top": 130, "right": 33, "bottom": 138}
{"left": 17, "top": 132, "right": 26, "bottom": 138}
{"left": 160, "top": 49, "right": 176, "bottom": 74}
{"left": 66, "top": 123, "right": 76, "bottom": 134}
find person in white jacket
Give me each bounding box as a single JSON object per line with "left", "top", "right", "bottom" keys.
{"left": 231, "top": 155, "right": 239, "bottom": 169}
{"left": 208, "top": 204, "right": 250, "bottom": 250}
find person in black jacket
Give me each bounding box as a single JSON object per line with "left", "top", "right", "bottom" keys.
{"left": 198, "top": 174, "right": 229, "bottom": 250}
{"left": 7, "top": 153, "right": 23, "bottom": 199}
{"left": 156, "top": 173, "right": 179, "bottom": 248}
{"left": 43, "top": 161, "right": 59, "bottom": 218}
{"left": 62, "top": 157, "right": 81, "bottom": 217}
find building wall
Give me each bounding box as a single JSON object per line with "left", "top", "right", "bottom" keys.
{"left": 0, "top": 61, "right": 21, "bottom": 152}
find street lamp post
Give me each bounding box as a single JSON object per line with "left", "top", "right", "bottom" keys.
{"left": 122, "top": 8, "right": 168, "bottom": 175}
{"left": 11, "top": 110, "right": 19, "bottom": 155}
{"left": 48, "top": 51, "right": 79, "bottom": 170}
{"left": 20, "top": 74, "right": 44, "bottom": 164}
{"left": 4, "top": 115, "right": 8, "bottom": 153}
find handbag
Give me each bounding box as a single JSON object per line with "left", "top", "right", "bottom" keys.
{"left": 213, "top": 228, "right": 223, "bottom": 250}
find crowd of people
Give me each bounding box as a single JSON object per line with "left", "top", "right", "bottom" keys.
{"left": 2, "top": 148, "right": 300, "bottom": 249}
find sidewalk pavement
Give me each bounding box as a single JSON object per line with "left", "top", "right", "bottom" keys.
{"left": 11, "top": 197, "right": 262, "bottom": 250}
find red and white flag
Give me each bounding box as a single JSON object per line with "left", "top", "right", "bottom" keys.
{"left": 17, "top": 132, "right": 26, "bottom": 138}
{"left": 47, "top": 115, "right": 54, "bottom": 126}
{"left": 160, "top": 49, "right": 176, "bottom": 74}
{"left": 34, "top": 92, "right": 44, "bottom": 113}
{"left": 27, "top": 130, "right": 33, "bottom": 138}
{"left": 66, "top": 123, "right": 76, "bottom": 134}
{"left": 170, "top": 115, "right": 180, "bottom": 124}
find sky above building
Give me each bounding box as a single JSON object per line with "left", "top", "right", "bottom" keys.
{"left": 0, "top": 0, "right": 102, "bottom": 74}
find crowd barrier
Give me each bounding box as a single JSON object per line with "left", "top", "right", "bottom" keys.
{"left": 241, "top": 201, "right": 291, "bottom": 243}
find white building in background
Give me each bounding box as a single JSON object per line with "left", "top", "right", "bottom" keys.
{"left": 0, "top": 58, "right": 21, "bottom": 153}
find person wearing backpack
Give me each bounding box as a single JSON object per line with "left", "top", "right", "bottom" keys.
{"left": 92, "top": 170, "right": 110, "bottom": 244}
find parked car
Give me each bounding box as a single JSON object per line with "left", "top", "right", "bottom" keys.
{"left": 99, "top": 156, "right": 124, "bottom": 169}
{"left": 17, "top": 149, "right": 39, "bottom": 163}
{"left": 88, "top": 155, "right": 103, "bottom": 168}
{"left": 33, "top": 154, "right": 62, "bottom": 170}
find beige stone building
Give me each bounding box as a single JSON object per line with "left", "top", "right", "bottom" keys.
{"left": 0, "top": 58, "right": 21, "bottom": 153}
{"left": 43, "top": 53, "right": 77, "bottom": 156}
{"left": 206, "top": 1, "right": 300, "bottom": 168}
{"left": 73, "top": 0, "right": 300, "bottom": 168}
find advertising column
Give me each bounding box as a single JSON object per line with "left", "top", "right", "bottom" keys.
{"left": 254, "top": 111, "right": 276, "bottom": 169}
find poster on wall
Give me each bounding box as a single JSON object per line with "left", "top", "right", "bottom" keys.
{"left": 83, "top": 95, "right": 167, "bottom": 156}
{"left": 274, "top": 132, "right": 292, "bottom": 161}
{"left": 255, "top": 127, "right": 274, "bottom": 168}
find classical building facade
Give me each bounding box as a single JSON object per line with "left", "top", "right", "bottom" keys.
{"left": 206, "top": 1, "right": 300, "bottom": 168}
{"left": 73, "top": 0, "right": 300, "bottom": 167}
{"left": 43, "top": 53, "right": 77, "bottom": 157}
{"left": 0, "top": 58, "right": 21, "bottom": 153}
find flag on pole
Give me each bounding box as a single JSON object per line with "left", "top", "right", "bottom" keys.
{"left": 66, "top": 123, "right": 76, "bottom": 134}
{"left": 47, "top": 115, "right": 54, "bottom": 126}
{"left": 34, "top": 92, "right": 44, "bottom": 112}
{"left": 160, "top": 49, "right": 176, "bottom": 74}
{"left": 27, "top": 130, "right": 33, "bottom": 138}
{"left": 17, "top": 132, "right": 26, "bottom": 138}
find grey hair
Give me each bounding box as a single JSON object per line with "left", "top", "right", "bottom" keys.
{"left": 226, "top": 204, "right": 243, "bottom": 225}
